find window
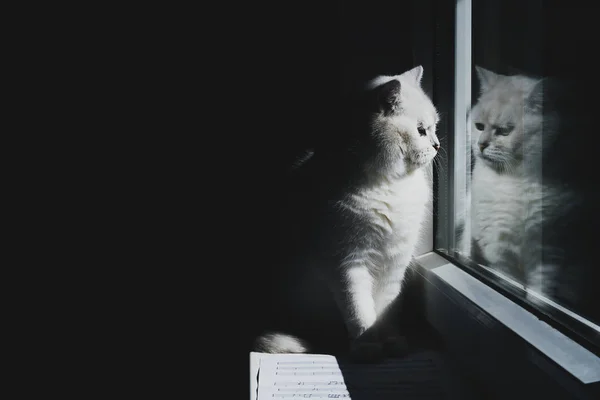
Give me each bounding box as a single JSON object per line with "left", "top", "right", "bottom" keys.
{"left": 434, "top": 0, "right": 600, "bottom": 354}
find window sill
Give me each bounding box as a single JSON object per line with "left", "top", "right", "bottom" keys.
{"left": 413, "top": 251, "right": 600, "bottom": 399}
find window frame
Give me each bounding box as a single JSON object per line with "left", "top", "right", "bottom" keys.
{"left": 412, "top": 252, "right": 600, "bottom": 398}
{"left": 427, "top": 0, "right": 600, "bottom": 369}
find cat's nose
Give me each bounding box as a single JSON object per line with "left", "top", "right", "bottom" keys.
{"left": 479, "top": 142, "right": 489, "bottom": 152}
{"left": 433, "top": 143, "right": 440, "bottom": 151}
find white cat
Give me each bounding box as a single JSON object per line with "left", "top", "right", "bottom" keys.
{"left": 254, "top": 66, "right": 440, "bottom": 359}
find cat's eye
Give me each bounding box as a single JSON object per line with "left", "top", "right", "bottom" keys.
{"left": 417, "top": 126, "right": 427, "bottom": 136}
{"left": 495, "top": 126, "right": 514, "bottom": 136}
{"left": 474, "top": 122, "right": 484, "bottom": 131}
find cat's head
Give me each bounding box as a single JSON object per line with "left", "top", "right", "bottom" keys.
{"left": 365, "top": 66, "right": 440, "bottom": 175}
{"left": 470, "top": 66, "right": 545, "bottom": 173}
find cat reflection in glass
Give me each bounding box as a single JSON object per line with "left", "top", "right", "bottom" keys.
{"left": 462, "top": 66, "right": 591, "bottom": 314}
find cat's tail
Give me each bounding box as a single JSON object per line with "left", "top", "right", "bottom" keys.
{"left": 253, "top": 331, "right": 311, "bottom": 354}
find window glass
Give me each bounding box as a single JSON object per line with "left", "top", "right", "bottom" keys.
{"left": 444, "top": 0, "right": 600, "bottom": 330}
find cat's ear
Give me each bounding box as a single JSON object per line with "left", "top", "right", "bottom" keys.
{"left": 475, "top": 66, "right": 500, "bottom": 93}
{"left": 377, "top": 79, "right": 401, "bottom": 114}
{"left": 526, "top": 78, "right": 545, "bottom": 112}
{"left": 403, "top": 65, "right": 424, "bottom": 85}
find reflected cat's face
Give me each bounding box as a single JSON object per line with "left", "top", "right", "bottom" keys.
{"left": 368, "top": 66, "right": 440, "bottom": 172}
{"left": 470, "top": 66, "right": 543, "bottom": 173}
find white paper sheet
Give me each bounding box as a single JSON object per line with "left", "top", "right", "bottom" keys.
{"left": 257, "top": 353, "right": 350, "bottom": 399}
{"left": 252, "top": 351, "right": 446, "bottom": 399}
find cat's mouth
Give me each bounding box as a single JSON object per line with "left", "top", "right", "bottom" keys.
{"left": 411, "top": 149, "right": 437, "bottom": 167}
{"left": 478, "top": 152, "right": 499, "bottom": 165}
{"left": 478, "top": 150, "right": 518, "bottom": 171}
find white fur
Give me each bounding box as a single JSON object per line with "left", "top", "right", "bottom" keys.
{"left": 367, "top": 65, "right": 423, "bottom": 90}
{"left": 254, "top": 332, "right": 309, "bottom": 354}
{"left": 471, "top": 159, "right": 566, "bottom": 297}
{"left": 471, "top": 164, "right": 527, "bottom": 266}
{"left": 341, "top": 169, "right": 430, "bottom": 318}
{"left": 467, "top": 67, "right": 566, "bottom": 296}
{"left": 255, "top": 67, "right": 440, "bottom": 355}
{"left": 334, "top": 66, "right": 439, "bottom": 340}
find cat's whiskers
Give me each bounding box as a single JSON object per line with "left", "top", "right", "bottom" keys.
{"left": 432, "top": 151, "right": 448, "bottom": 176}
{"left": 436, "top": 145, "right": 449, "bottom": 161}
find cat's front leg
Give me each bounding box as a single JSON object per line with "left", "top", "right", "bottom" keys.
{"left": 328, "top": 265, "right": 382, "bottom": 360}
{"left": 374, "top": 262, "right": 409, "bottom": 316}
{"left": 373, "top": 263, "right": 410, "bottom": 356}
{"left": 329, "top": 265, "right": 377, "bottom": 338}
